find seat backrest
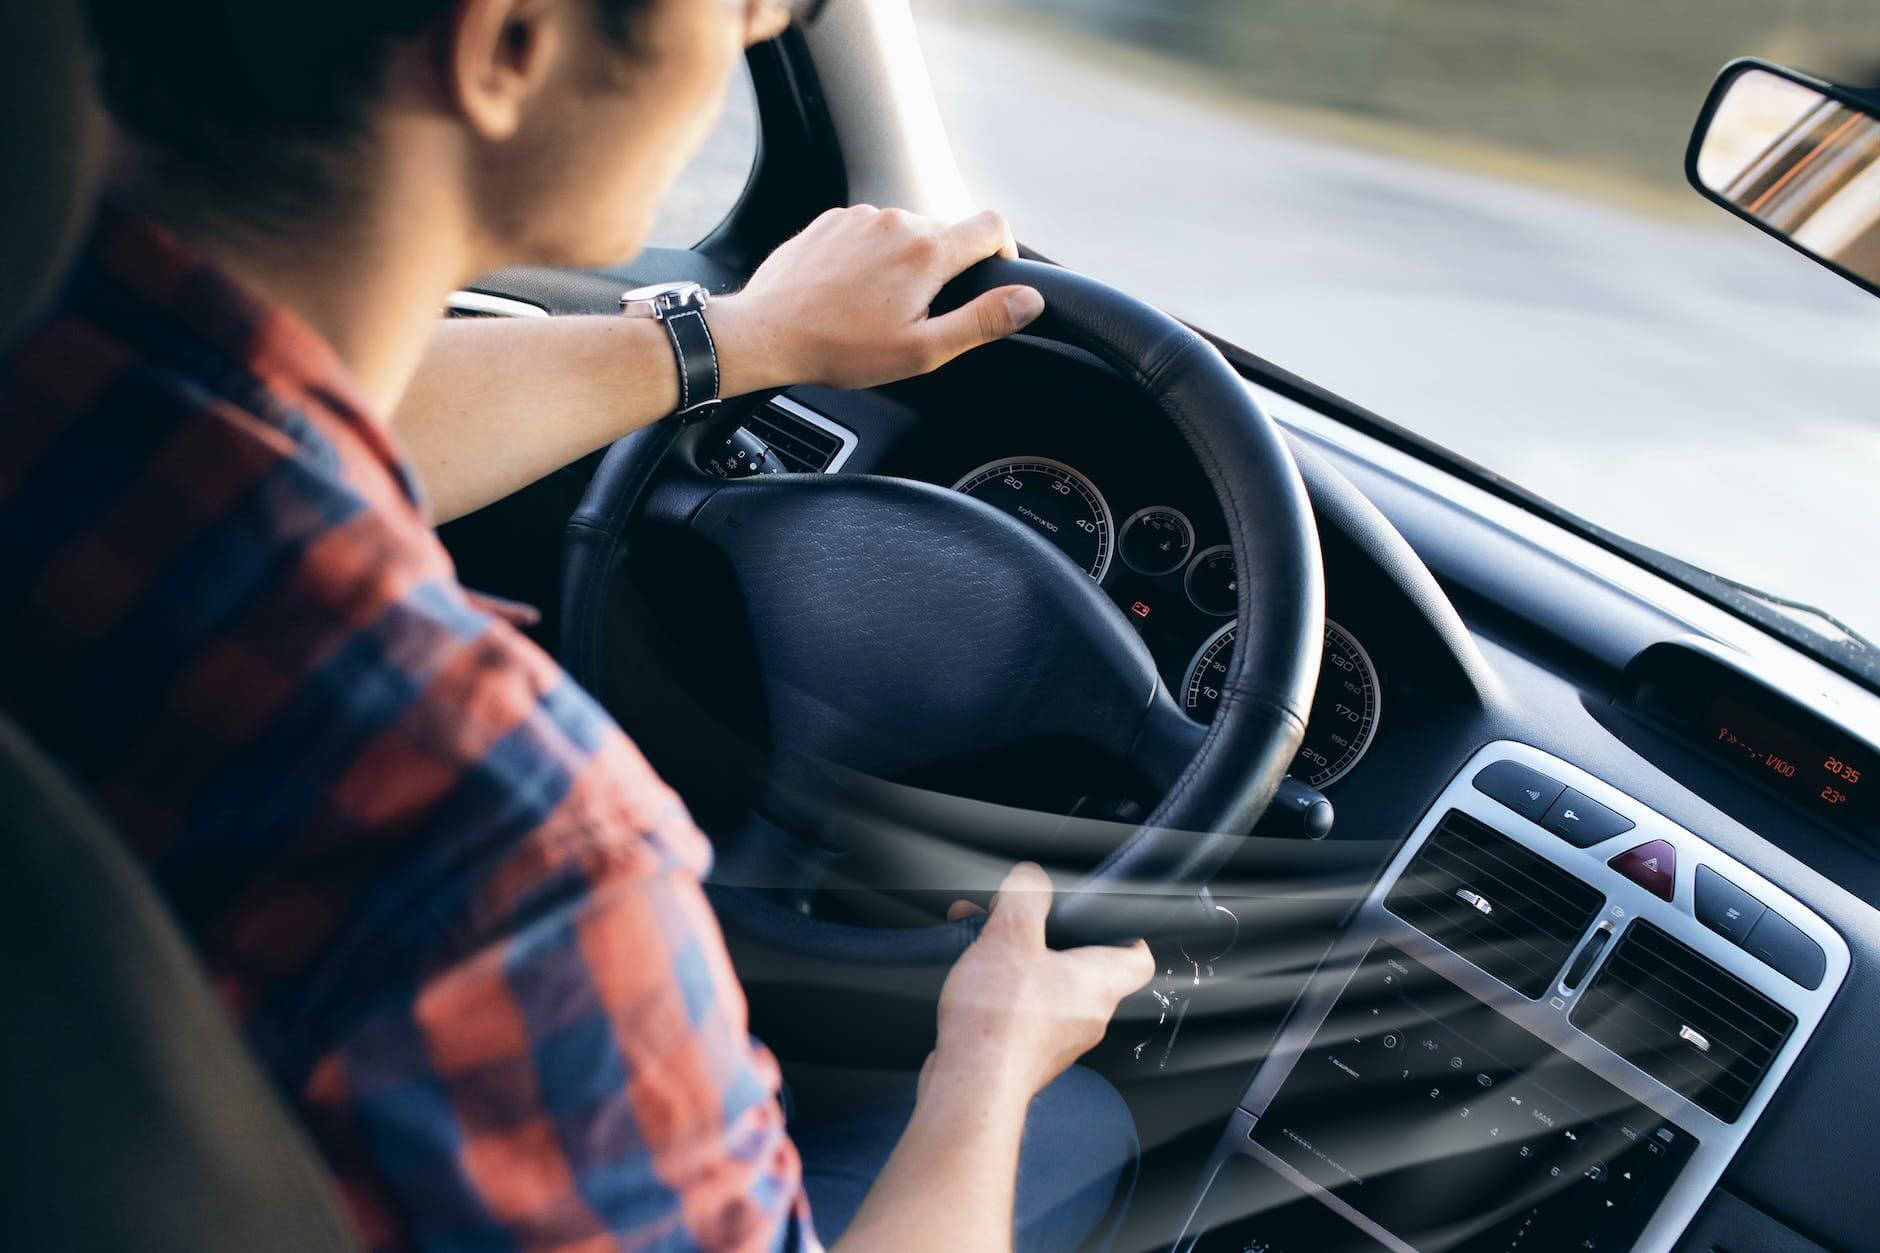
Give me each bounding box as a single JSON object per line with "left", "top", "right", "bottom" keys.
{"left": 0, "top": 713, "right": 361, "bottom": 1252}
{"left": 0, "top": 4, "right": 362, "bottom": 1245}
{"left": 0, "top": 1, "right": 104, "bottom": 354}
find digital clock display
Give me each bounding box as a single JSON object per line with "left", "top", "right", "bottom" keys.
{"left": 1703, "top": 691, "right": 1875, "bottom": 837}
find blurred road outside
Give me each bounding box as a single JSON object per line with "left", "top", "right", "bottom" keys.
{"left": 914, "top": 2, "right": 1880, "bottom": 647}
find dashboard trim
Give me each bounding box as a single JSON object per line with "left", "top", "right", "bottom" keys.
{"left": 1192, "top": 740, "right": 1850, "bottom": 1253}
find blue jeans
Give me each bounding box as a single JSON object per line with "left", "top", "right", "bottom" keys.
{"left": 793, "top": 1065, "right": 1138, "bottom": 1252}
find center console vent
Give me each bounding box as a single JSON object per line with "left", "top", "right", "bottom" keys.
{"left": 443, "top": 290, "right": 548, "bottom": 319}
{"left": 1387, "top": 810, "right": 1605, "bottom": 998}
{"left": 1571, "top": 920, "right": 1795, "bottom": 1122}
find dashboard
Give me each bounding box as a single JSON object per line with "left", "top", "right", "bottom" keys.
{"left": 687, "top": 337, "right": 1880, "bottom": 1249}
{"left": 675, "top": 350, "right": 1874, "bottom": 1249}
{"left": 444, "top": 272, "right": 1880, "bottom": 1253}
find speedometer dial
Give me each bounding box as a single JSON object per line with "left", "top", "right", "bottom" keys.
{"left": 953, "top": 457, "right": 1114, "bottom": 581}
{"left": 1182, "top": 619, "right": 1382, "bottom": 788}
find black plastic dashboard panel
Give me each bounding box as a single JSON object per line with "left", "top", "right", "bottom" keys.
{"left": 1238, "top": 938, "right": 1699, "bottom": 1253}
{"left": 1623, "top": 641, "right": 1880, "bottom": 851}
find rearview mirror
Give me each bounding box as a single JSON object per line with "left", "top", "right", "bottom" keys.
{"left": 1688, "top": 59, "right": 1880, "bottom": 297}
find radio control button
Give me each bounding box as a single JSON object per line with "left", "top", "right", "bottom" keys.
{"left": 1608, "top": 841, "right": 1677, "bottom": 900}
{"left": 1542, "top": 789, "right": 1635, "bottom": 847}
{"left": 1694, "top": 866, "right": 1765, "bottom": 944}
{"left": 1473, "top": 760, "right": 1565, "bottom": 820}
{"left": 1744, "top": 910, "right": 1827, "bottom": 990}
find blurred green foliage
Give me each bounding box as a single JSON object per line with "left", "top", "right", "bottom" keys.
{"left": 987, "top": 0, "right": 1880, "bottom": 190}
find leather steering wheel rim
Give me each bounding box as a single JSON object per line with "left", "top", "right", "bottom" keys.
{"left": 562, "top": 257, "right": 1323, "bottom": 953}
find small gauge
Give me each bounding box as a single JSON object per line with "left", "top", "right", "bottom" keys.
{"left": 1184, "top": 545, "right": 1238, "bottom": 616}
{"left": 1119, "top": 507, "right": 1195, "bottom": 576}
{"left": 953, "top": 457, "right": 1114, "bottom": 581}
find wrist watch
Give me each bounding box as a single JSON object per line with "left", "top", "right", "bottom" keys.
{"left": 619, "top": 280, "right": 720, "bottom": 419}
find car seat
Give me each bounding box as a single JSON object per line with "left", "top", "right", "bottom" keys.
{"left": 0, "top": 3, "right": 362, "bottom": 1248}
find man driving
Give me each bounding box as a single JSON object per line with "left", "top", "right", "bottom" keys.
{"left": 0, "top": 0, "right": 1152, "bottom": 1249}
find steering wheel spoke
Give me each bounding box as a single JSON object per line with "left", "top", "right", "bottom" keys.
{"left": 637, "top": 461, "right": 725, "bottom": 529}
{"left": 1126, "top": 683, "right": 1210, "bottom": 797}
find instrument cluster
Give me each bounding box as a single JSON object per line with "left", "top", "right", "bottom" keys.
{"left": 952, "top": 454, "right": 1383, "bottom": 790}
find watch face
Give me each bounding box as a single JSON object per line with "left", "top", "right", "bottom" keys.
{"left": 620, "top": 281, "right": 708, "bottom": 317}
{"left": 622, "top": 281, "right": 695, "bottom": 301}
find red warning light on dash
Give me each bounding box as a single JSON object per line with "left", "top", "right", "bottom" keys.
{"left": 1129, "top": 600, "right": 1153, "bottom": 620}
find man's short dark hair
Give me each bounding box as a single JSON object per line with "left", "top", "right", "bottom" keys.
{"left": 85, "top": 0, "right": 652, "bottom": 212}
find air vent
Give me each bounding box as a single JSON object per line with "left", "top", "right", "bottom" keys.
{"left": 444, "top": 291, "right": 548, "bottom": 319}
{"left": 745, "top": 398, "right": 856, "bottom": 473}
{"left": 1387, "top": 810, "right": 1606, "bottom": 998}
{"left": 1571, "top": 920, "right": 1795, "bottom": 1122}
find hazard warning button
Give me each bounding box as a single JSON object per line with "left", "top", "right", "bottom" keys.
{"left": 1608, "top": 840, "right": 1678, "bottom": 902}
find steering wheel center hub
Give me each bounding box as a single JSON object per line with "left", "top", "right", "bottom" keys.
{"left": 686, "top": 473, "right": 1161, "bottom": 781}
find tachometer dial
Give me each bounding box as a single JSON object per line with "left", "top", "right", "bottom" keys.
{"left": 1184, "top": 545, "right": 1238, "bottom": 616}
{"left": 1119, "top": 506, "right": 1195, "bottom": 576}
{"left": 953, "top": 457, "right": 1114, "bottom": 581}
{"left": 1182, "top": 620, "right": 1382, "bottom": 789}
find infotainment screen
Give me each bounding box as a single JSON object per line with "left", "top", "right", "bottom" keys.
{"left": 1234, "top": 941, "right": 1697, "bottom": 1253}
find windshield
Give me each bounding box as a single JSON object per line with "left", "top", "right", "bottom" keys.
{"left": 913, "top": 1, "right": 1880, "bottom": 647}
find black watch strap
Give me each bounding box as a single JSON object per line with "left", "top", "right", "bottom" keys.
{"left": 663, "top": 306, "right": 720, "bottom": 418}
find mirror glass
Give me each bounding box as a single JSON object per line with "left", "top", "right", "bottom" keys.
{"left": 1694, "top": 66, "right": 1880, "bottom": 292}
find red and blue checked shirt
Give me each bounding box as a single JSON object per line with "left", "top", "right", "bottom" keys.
{"left": 0, "top": 209, "right": 816, "bottom": 1252}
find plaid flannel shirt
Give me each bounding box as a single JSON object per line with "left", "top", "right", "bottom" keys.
{"left": 0, "top": 209, "right": 816, "bottom": 1252}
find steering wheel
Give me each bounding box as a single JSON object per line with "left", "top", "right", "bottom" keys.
{"left": 562, "top": 258, "right": 1322, "bottom": 955}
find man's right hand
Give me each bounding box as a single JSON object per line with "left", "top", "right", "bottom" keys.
{"left": 930, "top": 862, "right": 1156, "bottom": 1103}
{"left": 830, "top": 863, "right": 1150, "bottom": 1252}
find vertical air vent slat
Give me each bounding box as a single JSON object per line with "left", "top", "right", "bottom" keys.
{"left": 1386, "top": 810, "right": 1606, "bottom": 999}
{"left": 1571, "top": 920, "right": 1795, "bottom": 1123}
{"left": 745, "top": 404, "right": 847, "bottom": 473}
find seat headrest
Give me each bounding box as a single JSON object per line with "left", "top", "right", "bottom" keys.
{"left": 0, "top": 1, "right": 105, "bottom": 355}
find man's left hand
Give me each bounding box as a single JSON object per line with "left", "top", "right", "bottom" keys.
{"left": 710, "top": 205, "right": 1046, "bottom": 395}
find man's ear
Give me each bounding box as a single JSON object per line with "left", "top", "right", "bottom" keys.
{"left": 448, "top": 0, "right": 563, "bottom": 142}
